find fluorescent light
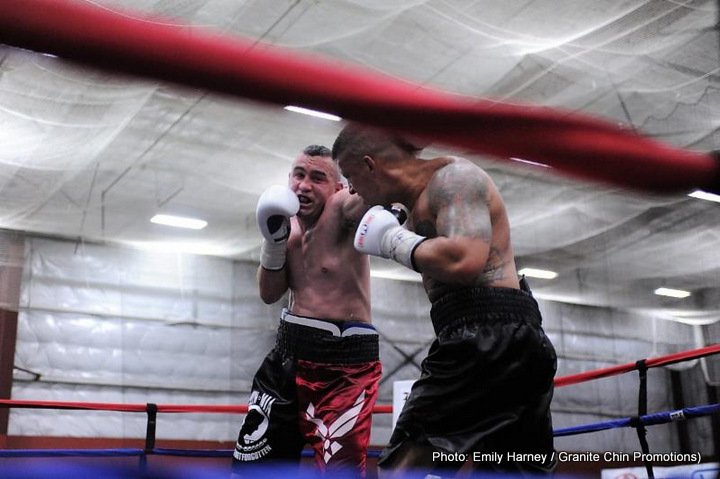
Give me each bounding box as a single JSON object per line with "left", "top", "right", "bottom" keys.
{"left": 688, "top": 189, "right": 720, "bottom": 203}
{"left": 284, "top": 105, "right": 341, "bottom": 121}
{"left": 510, "top": 157, "right": 551, "bottom": 168}
{"left": 150, "top": 214, "right": 207, "bottom": 230}
{"left": 518, "top": 267, "right": 557, "bottom": 279}
{"left": 654, "top": 287, "right": 691, "bottom": 299}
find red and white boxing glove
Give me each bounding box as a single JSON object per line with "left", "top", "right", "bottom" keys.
{"left": 354, "top": 206, "right": 426, "bottom": 271}
{"left": 256, "top": 185, "right": 299, "bottom": 270}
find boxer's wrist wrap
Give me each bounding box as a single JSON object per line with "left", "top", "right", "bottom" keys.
{"left": 381, "top": 227, "right": 426, "bottom": 272}
{"left": 260, "top": 239, "right": 287, "bottom": 270}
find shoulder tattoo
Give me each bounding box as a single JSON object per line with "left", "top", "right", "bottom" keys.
{"left": 427, "top": 163, "right": 491, "bottom": 240}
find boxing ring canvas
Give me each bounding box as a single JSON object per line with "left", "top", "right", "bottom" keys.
{"left": 0, "top": 0, "right": 720, "bottom": 476}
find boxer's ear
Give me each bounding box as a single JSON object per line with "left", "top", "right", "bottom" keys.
{"left": 362, "top": 155, "right": 376, "bottom": 173}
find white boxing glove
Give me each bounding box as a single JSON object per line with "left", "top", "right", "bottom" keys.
{"left": 354, "top": 206, "right": 426, "bottom": 271}
{"left": 256, "top": 185, "right": 300, "bottom": 270}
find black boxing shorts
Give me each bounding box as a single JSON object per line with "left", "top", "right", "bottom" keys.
{"left": 379, "top": 286, "right": 557, "bottom": 474}
{"left": 233, "top": 310, "right": 381, "bottom": 477}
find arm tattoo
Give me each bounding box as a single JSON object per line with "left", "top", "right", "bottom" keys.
{"left": 428, "top": 163, "right": 492, "bottom": 241}
{"left": 485, "top": 246, "right": 506, "bottom": 282}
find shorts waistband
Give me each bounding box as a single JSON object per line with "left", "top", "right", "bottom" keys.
{"left": 430, "top": 286, "right": 542, "bottom": 335}
{"left": 281, "top": 309, "right": 378, "bottom": 336}
{"left": 276, "top": 310, "right": 379, "bottom": 363}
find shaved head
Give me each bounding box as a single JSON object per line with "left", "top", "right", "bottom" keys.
{"left": 301, "top": 143, "right": 340, "bottom": 182}
{"left": 332, "top": 123, "right": 424, "bottom": 163}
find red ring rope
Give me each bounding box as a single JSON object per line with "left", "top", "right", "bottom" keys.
{"left": 0, "top": 0, "right": 718, "bottom": 194}
{"left": 553, "top": 343, "right": 720, "bottom": 387}
{"left": 1, "top": 344, "right": 717, "bottom": 413}
{"left": 0, "top": 400, "right": 389, "bottom": 415}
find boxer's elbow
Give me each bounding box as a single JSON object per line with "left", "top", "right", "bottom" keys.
{"left": 418, "top": 238, "right": 488, "bottom": 284}
{"left": 257, "top": 268, "right": 288, "bottom": 304}
{"left": 259, "top": 289, "right": 283, "bottom": 304}
{"left": 422, "top": 251, "right": 487, "bottom": 284}
{"left": 444, "top": 256, "right": 487, "bottom": 284}
{"left": 258, "top": 282, "right": 287, "bottom": 304}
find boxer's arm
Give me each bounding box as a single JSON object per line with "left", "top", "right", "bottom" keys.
{"left": 255, "top": 185, "right": 297, "bottom": 303}
{"left": 257, "top": 263, "right": 289, "bottom": 304}
{"left": 412, "top": 165, "right": 493, "bottom": 284}
{"left": 339, "top": 187, "right": 370, "bottom": 228}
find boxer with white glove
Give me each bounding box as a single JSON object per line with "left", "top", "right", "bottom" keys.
{"left": 236, "top": 145, "right": 380, "bottom": 477}
{"left": 334, "top": 125, "right": 557, "bottom": 477}
{"left": 256, "top": 185, "right": 299, "bottom": 270}
{"left": 354, "top": 205, "right": 426, "bottom": 271}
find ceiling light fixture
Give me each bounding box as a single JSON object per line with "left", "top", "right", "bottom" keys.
{"left": 518, "top": 267, "right": 558, "bottom": 279}
{"left": 654, "top": 287, "right": 691, "bottom": 299}
{"left": 509, "top": 157, "right": 551, "bottom": 168}
{"left": 284, "top": 105, "right": 341, "bottom": 121}
{"left": 150, "top": 214, "right": 207, "bottom": 230}
{"left": 688, "top": 189, "right": 720, "bottom": 204}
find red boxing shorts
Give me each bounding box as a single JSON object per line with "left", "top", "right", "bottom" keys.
{"left": 233, "top": 310, "right": 381, "bottom": 477}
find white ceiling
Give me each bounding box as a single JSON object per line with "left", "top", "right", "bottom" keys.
{"left": 0, "top": 0, "right": 719, "bottom": 323}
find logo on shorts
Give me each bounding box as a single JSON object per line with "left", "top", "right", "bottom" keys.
{"left": 305, "top": 391, "right": 366, "bottom": 464}
{"left": 234, "top": 391, "right": 276, "bottom": 462}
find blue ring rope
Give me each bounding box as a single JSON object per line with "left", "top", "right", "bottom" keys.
{"left": 554, "top": 403, "right": 720, "bottom": 437}
{"left": 0, "top": 403, "right": 716, "bottom": 457}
